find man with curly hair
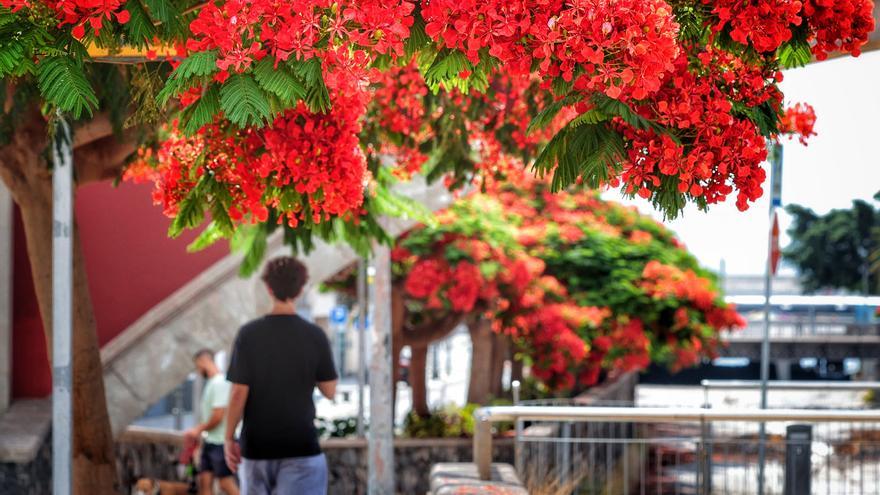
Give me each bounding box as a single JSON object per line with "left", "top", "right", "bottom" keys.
{"left": 224, "top": 256, "right": 338, "bottom": 495}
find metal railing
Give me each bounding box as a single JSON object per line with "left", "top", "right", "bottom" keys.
{"left": 474, "top": 405, "right": 880, "bottom": 494}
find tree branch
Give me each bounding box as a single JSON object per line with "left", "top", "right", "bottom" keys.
{"left": 73, "top": 113, "right": 115, "bottom": 149}
{"left": 402, "top": 311, "right": 465, "bottom": 347}
{"left": 74, "top": 133, "right": 138, "bottom": 185}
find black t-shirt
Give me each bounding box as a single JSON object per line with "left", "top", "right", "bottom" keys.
{"left": 226, "top": 314, "right": 338, "bottom": 459}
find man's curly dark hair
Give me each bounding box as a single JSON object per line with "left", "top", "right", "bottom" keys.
{"left": 261, "top": 256, "right": 309, "bottom": 302}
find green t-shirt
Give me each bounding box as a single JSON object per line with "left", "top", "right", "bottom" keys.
{"left": 201, "top": 374, "right": 231, "bottom": 445}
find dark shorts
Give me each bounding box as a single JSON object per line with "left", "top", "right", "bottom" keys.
{"left": 200, "top": 443, "right": 235, "bottom": 478}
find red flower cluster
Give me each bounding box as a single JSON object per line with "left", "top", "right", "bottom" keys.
{"left": 780, "top": 102, "right": 817, "bottom": 145}
{"left": 186, "top": 0, "right": 414, "bottom": 73}
{"left": 594, "top": 318, "right": 651, "bottom": 373}
{"left": 520, "top": 303, "right": 600, "bottom": 390}
{"left": 422, "top": 0, "right": 680, "bottom": 101}
{"left": 1, "top": 0, "right": 130, "bottom": 38}
{"left": 128, "top": 58, "right": 369, "bottom": 228}
{"left": 707, "top": 0, "right": 803, "bottom": 53}
{"left": 618, "top": 51, "right": 775, "bottom": 211}
{"left": 705, "top": 0, "right": 874, "bottom": 58}
{"left": 804, "top": 0, "right": 875, "bottom": 59}
{"left": 641, "top": 260, "right": 717, "bottom": 311}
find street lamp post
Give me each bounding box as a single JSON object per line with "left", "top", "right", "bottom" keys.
{"left": 758, "top": 142, "right": 783, "bottom": 495}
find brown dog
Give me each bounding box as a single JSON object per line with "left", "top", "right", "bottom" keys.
{"left": 131, "top": 478, "right": 192, "bottom": 495}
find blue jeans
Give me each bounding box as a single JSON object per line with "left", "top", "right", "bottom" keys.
{"left": 240, "top": 454, "right": 328, "bottom": 495}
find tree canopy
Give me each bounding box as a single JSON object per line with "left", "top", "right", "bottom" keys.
{"left": 1, "top": 0, "right": 869, "bottom": 261}
{"left": 387, "top": 173, "right": 744, "bottom": 392}
{"left": 785, "top": 194, "right": 880, "bottom": 294}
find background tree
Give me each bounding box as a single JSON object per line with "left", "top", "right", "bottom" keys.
{"left": 784, "top": 195, "right": 880, "bottom": 294}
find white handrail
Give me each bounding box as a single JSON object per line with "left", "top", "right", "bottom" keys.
{"left": 472, "top": 405, "right": 880, "bottom": 481}
{"left": 701, "top": 379, "right": 880, "bottom": 391}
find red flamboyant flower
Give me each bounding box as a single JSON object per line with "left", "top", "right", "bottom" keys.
{"left": 780, "top": 102, "right": 817, "bottom": 145}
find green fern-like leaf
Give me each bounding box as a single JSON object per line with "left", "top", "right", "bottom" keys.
{"left": 187, "top": 220, "right": 227, "bottom": 252}
{"left": 157, "top": 51, "right": 218, "bottom": 105}
{"left": 124, "top": 0, "right": 157, "bottom": 45}
{"left": 144, "top": 0, "right": 186, "bottom": 36}
{"left": 289, "top": 57, "right": 330, "bottom": 113}
{"left": 569, "top": 109, "right": 609, "bottom": 127}
{"left": 168, "top": 178, "right": 207, "bottom": 238}
{"left": 526, "top": 93, "right": 582, "bottom": 134}
{"left": 405, "top": 15, "right": 431, "bottom": 59}
{"left": 532, "top": 122, "right": 625, "bottom": 192}
{"left": 777, "top": 31, "right": 812, "bottom": 69}
{"left": 219, "top": 73, "right": 274, "bottom": 128}
{"left": 231, "top": 224, "right": 269, "bottom": 277}
{"left": 180, "top": 85, "right": 220, "bottom": 134}
{"left": 423, "top": 49, "right": 471, "bottom": 90}
{"left": 254, "top": 57, "right": 306, "bottom": 105}
{"left": 592, "top": 94, "right": 678, "bottom": 143}
{"left": 36, "top": 57, "right": 98, "bottom": 119}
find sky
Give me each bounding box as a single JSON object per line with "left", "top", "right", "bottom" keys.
{"left": 606, "top": 50, "right": 880, "bottom": 276}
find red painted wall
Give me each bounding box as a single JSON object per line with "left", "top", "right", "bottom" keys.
{"left": 12, "top": 181, "right": 229, "bottom": 398}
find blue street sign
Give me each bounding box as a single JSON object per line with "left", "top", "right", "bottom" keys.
{"left": 330, "top": 305, "right": 348, "bottom": 325}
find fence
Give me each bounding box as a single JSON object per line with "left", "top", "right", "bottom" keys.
{"left": 475, "top": 405, "right": 880, "bottom": 494}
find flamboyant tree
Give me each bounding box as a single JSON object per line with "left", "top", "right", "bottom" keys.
{"left": 0, "top": 0, "right": 870, "bottom": 492}
{"left": 386, "top": 172, "right": 745, "bottom": 416}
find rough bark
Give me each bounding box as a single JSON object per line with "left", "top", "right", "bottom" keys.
{"left": 409, "top": 343, "right": 429, "bottom": 417}
{"left": 466, "top": 316, "right": 495, "bottom": 405}
{"left": 0, "top": 111, "right": 124, "bottom": 495}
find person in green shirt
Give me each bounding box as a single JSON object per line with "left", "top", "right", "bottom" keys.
{"left": 186, "top": 349, "right": 240, "bottom": 495}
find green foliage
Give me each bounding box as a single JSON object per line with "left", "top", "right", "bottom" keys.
{"left": 532, "top": 122, "right": 626, "bottom": 192}
{"left": 785, "top": 198, "right": 880, "bottom": 294}
{"left": 289, "top": 57, "right": 330, "bottom": 113}
{"left": 591, "top": 93, "right": 677, "bottom": 141}
{"left": 157, "top": 50, "right": 218, "bottom": 105}
{"left": 253, "top": 57, "right": 306, "bottom": 106}
{"left": 526, "top": 93, "right": 582, "bottom": 135}
{"left": 777, "top": 26, "right": 812, "bottom": 69}
{"left": 36, "top": 56, "right": 99, "bottom": 118}
{"left": 231, "top": 223, "right": 270, "bottom": 277}
{"left": 403, "top": 402, "right": 513, "bottom": 438}
{"left": 168, "top": 176, "right": 207, "bottom": 238}
{"left": 179, "top": 85, "right": 220, "bottom": 134}
{"left": 219, "top": 73, "right": 274, "bottom": 128}
{"left": 0, "top": 16, "right": 52, "bottom": 78}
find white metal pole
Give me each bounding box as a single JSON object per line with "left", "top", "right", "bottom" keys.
{"left": 356, "top": 257, "right": 368, "bottom": 438}
{"left": 758, "top": 142, "right": 783, "bottom": 495}
{"left": 51, "top": 116, "right": 73, "bottom": 495}
{"left": 368, "top": 245, "right": 394, "bottom": 494}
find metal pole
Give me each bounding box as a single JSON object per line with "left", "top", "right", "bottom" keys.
{"left": 51, "top": 116, "right": 73, "bottom": 495}
{"left": 356, "top": 258, "right": 368, "bottom": 438}
{"left": 759, "top": 142, "right": 783, "bottom": 495}
{"left": 512, "top": 380, "right": 522, "bottom": 475}
{"left": 368, "top": 245, "right": 394, "bottom": 494}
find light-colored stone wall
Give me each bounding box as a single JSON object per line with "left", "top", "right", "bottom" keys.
{"left": 102, "top": 178, "right": 454, "bottom": 434}
{"left": 112, "top": 427, "right": 514, "bottom": 495}
{"left": 0, "top": 183, "right": 12, "bottom": 414}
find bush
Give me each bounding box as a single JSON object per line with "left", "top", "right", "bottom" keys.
{"left": 403, "top": 401, "right": 514, "bottom": 438}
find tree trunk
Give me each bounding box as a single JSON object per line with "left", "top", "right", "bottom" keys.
{"left": 2, "top": 123, "right": 118, "bottom": 494}
{"left": 409, "top": 343, "right": 429, "bottom": 417}
{"left": 467, "top": 316, "right": 494, "bottom": 405}
{"left": 488, "top": 333, "right": 509, "bottom": 399}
